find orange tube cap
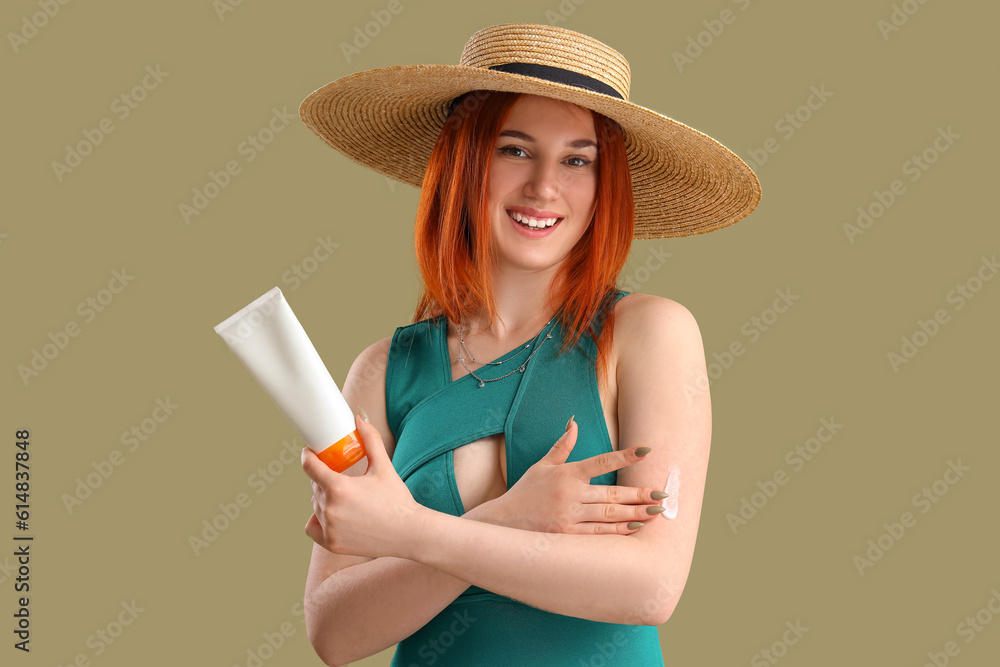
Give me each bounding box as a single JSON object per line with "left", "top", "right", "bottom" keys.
{"left": 315, "top": 429, "right": 366, "bottom": 472}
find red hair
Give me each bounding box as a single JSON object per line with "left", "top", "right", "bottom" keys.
{"left": 412, "top": 90, "right": 634, "bottom": 385}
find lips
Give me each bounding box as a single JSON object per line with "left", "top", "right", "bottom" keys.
{"left": 506, "top": 210, "right": 561, "bottom": 238}
{"left": 506, "top": 208, "right": 563, "bottom": 229}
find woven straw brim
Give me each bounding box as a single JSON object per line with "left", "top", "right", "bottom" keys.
{"left": 300, "top": 65, "right": 761, "bottom": 239}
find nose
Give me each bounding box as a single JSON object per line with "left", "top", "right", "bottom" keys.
{"left": 523, "top": 158, "right": 562, "bottom": 202}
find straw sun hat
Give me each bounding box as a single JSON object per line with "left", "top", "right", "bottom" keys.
{"left": 299, "top": 22, "right": 761, "bottom": 239}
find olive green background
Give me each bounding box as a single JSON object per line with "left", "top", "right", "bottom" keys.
{"left": 2, "top": 0, "right": 997, "bottom": 665}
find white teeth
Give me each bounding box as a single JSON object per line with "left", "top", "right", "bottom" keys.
{"left": 509, "top": 211, "right": 559, "bottom": 228}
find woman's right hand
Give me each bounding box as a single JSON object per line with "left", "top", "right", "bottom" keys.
{"left": 484, "top": 418, "right": 666, "bottom": 535}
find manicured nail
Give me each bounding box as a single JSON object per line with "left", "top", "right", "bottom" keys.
{"left": 646, "top": 505, "right": 666, "bottom": 515}
{"left": 627, "top": 521, "right": 645, "bottom": 529}
{"left": 357, "top": 405, "right": 370, "bottom": 423}
{"left": 651, "top": 491, "right": 668, "bottom": 500}
{"left": 565, "top": 415, "right": 575, "bottom": 432}
{"left": 635, "top": 447, "right": 651, "bottom": 457}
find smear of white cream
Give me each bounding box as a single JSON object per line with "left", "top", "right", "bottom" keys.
{"left": 660, "top": 466, "right": 679, "bottom": 519}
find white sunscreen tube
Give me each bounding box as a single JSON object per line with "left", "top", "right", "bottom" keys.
{"left": 213, "top": 287, "right": 365, "bottom": 472}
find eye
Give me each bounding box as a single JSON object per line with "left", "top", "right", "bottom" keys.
{"left": 565, "top": 156, "right": 593, "bottom": 168}
{"left": 498, "top": 145, "right": 528, "bottom": 158}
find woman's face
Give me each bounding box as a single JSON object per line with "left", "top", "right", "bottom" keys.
{"left": 487, "top": 94, "right": 598, "bottom": 274}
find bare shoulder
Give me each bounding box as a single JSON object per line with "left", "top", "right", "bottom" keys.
{"left": 340, "top": 334, "right": 396, "bottom": 469}
{"left": 613, "top": 292, "right": 704, "bottom": 362}
{"left": 350, "top": 334, "right": 393, "bottom": 377}
{"left": 614, "top": 291, "right": 699, "bottom": 322}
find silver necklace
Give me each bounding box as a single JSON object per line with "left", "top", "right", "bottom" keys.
{"left": 456, "top": 316, "right": 556, "bottom": 388}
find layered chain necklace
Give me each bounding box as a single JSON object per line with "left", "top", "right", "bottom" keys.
{"left": 456, "top": 315, "right": 556, "bottom": 388}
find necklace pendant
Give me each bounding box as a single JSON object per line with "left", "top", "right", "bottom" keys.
{"left": 519, "top": 364, "right": 525, "bottom": 373}
{"left": 478, "top": 380, "right": 485, "bottom": 388}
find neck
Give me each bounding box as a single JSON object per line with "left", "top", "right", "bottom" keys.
{"left": 462, "top": 264, "right": 561, "bottom": 342}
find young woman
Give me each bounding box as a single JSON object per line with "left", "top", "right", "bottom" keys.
{"left": 297, "top": 23, "right": 760, "bottom": 666}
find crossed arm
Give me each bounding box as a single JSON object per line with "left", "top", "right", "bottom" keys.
{"left": 302, "top": 295, "right": 711, "bottom": 666}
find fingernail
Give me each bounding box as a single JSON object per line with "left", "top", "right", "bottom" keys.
{"left": 357, "top": 405, "right": 370, "bottom": 423}
{"left": 635, "top": 447, "right": 651, "bottom": 457}
{"left": 565, "top": 415, "right": 575, "bottom": 432}
{"left": 646, "top": 505, "right": 666, "bottom": 515}
{"left": 651, "top": 490, "right": 668, "bottom": 500}
{"left": 627, "top": 521, "right": 645, "bottom": 529}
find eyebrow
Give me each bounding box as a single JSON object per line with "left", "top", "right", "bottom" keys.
{"left": 498, "top": 129, "right": 598, "bottom": 150}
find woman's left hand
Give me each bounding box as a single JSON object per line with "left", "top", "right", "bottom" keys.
{"left": 301, "top": 413, "right": 423, "bottom": 559}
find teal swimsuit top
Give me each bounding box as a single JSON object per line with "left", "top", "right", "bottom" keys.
{"left": 385, "top": 290, "right": 664, "bottom": 666}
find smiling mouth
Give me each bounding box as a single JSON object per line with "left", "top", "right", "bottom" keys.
{"left": 507, "top": 209, "right": 563, "bottom": 229}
